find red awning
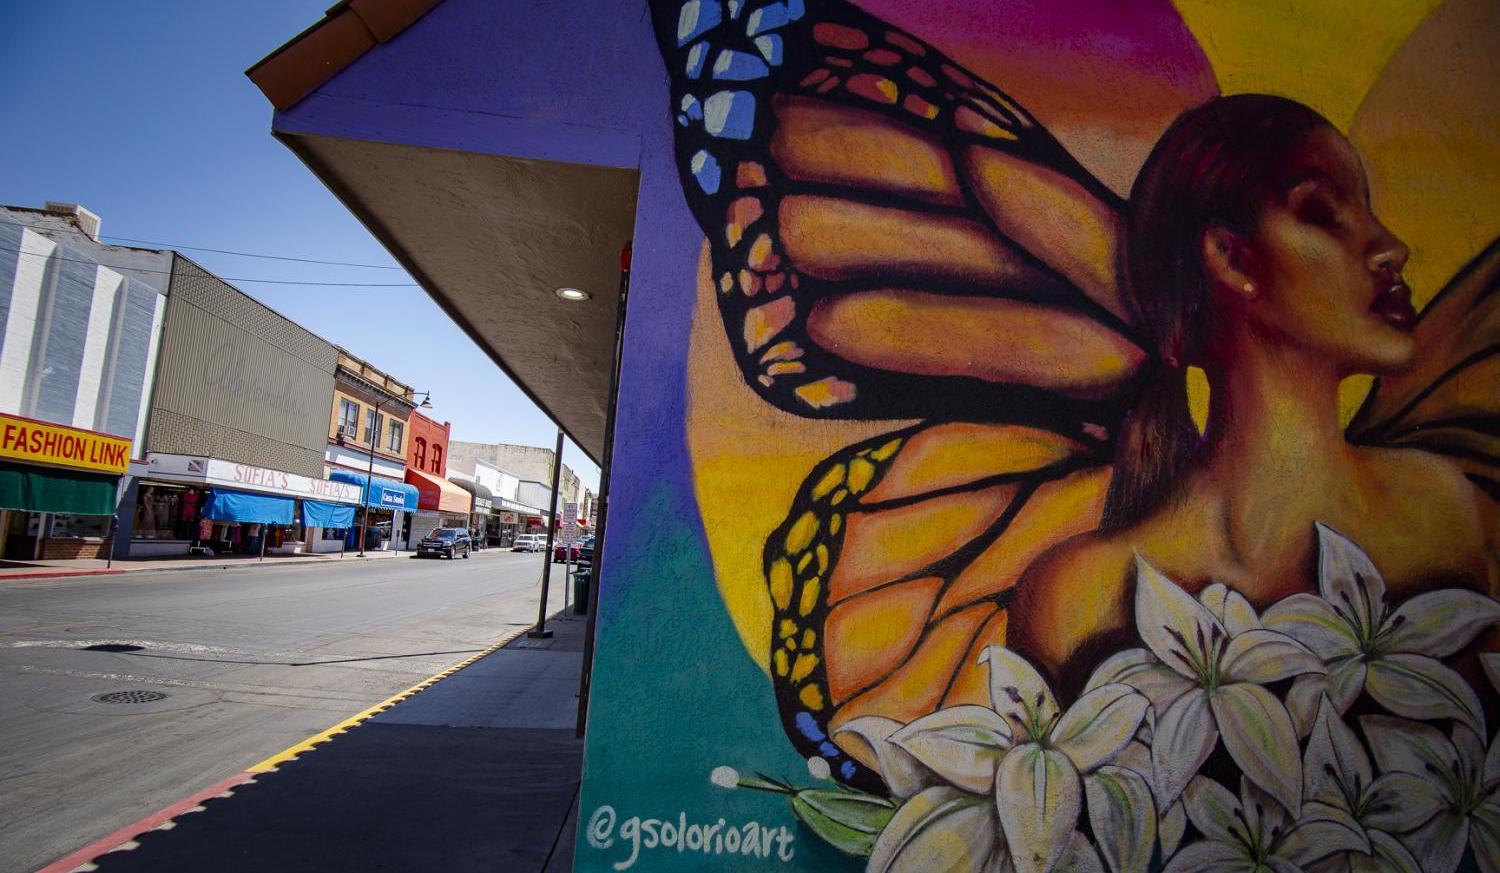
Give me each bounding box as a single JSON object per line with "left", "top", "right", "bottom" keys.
{"left": 405, "top": 468, "right": 471, "bottom": 514}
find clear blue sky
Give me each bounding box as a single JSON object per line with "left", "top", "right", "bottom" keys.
{"left": 0, "top": 1, "right": 600, "bottom": 490}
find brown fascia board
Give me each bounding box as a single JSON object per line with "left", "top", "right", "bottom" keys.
{"left": 246, "top": 0, "right": 443, "bottom": 111}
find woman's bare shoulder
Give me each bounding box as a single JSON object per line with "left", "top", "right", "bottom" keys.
{"left": 1008, "top": 528, "right": 1139, "bottom": 681}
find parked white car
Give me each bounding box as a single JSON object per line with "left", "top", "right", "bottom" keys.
{"left": 512, "top": 533, "right": 547, "bottom": 552}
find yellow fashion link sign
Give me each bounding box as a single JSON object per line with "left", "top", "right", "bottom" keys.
{"left": 0, "top": 413, "right": 132, "bottom": 475}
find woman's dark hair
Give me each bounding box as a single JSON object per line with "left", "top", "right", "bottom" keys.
{"left": 1100, "top": 94, "right": 1333, "bottom": 529}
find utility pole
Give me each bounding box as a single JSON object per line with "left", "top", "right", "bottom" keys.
{"left": 529, "top": 426, "right": 565, "bottom": 639}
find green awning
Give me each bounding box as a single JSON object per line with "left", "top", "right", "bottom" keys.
{"left": 0, "top": 461, "right": 119, "bottom": 515}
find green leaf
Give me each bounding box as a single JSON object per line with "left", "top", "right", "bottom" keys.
{"left": 791, "top": 788, "right": 897, "bottom": 857}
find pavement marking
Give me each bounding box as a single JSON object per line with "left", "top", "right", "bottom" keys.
{"left": 34, "top": 771, "right": 255, "bottom": 873}
{"left": 247, "top": 623, "right": 534, "bottom": 773}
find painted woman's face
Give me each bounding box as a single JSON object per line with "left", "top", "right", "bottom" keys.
{"left": 1244, "top": 127, "right": 1415, "bottom": 374}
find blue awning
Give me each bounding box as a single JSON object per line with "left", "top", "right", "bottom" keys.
{"left": 329, "top": 469, "right": 418, "bottom": 511}
{"left": 203, "top": 488, "right": 295, "bottom": 524}
{"left": 302, "top": 499, "right": 356, "bottom": 529}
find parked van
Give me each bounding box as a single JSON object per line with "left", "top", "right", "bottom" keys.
{"left": 512, "top": 533, "right": 547, "bottom": 552}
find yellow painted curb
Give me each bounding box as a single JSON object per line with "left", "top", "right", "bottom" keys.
{"left": 247, "top": 625, "right": 534, "bottom": 773}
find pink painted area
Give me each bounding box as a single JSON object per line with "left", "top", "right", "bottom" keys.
{"left": 854, "top": 0, "right": 1219, "bottom": 195}
{"left": 0, "top": 568, "right": 124, "bottom": 581}
{"left": 35, "top": 771, "right": 255, "bottom": 873}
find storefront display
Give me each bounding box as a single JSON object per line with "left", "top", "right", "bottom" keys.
{"left": 130, "top": 453, "right": 362, "bottom": 557}
{"left": 328, "top": 469, "right": 418, "bottom": 551}
{"left": 0, "top": 413, "right": 132, "bottom": 560}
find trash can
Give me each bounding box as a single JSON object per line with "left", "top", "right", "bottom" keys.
{"left": 572, "top": 567, "right": 590, "bottom": 615}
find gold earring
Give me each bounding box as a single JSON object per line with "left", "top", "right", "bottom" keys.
{"left": 1242, "top": 282, "right": 1254, "bottom": 295}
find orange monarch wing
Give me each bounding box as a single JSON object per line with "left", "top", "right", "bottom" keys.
{"left": 763, "top": 421, "right": 1110, "bottom": 791}
{"left": 652, "top": 0, "right": 1146, "bottom": 434}
{"left": 1348, "top": 237, "right": 1500, "bottom": 501}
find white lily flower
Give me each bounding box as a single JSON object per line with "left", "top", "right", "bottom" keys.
{"left": 1263, "top": 523, "right": 1499, "bottom": 736}
{"left": 1165, "top": 774, "right": 1369, "bottom": 873}
{"left": 1299, "top": 698, "right": 1433, "bottom": 873}
{"left": 1360, "top": 716, "right": 1500, "bottom": 873}
{"left": 835, "top": 716, "right": 941, "bottom": 799}
{"left": 981, "top": 647, "right": 1149, "bottom": 873}
{"left": 1132, "top": 557, "right": 1323, "bottom": 813}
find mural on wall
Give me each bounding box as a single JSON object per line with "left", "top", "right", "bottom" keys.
{"left": 650, "top": 0, "right": 1498, "bottom": 871}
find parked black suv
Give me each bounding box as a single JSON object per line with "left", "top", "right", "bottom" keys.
{"left": 417, "top": 527, "right": 472, "bottom": 559}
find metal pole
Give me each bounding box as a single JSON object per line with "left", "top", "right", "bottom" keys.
{"left": 259, "top": 524, "right": 267, "bottom": 561}
{"left": 528, "top": 426, "right": 565, "bottom": 639}
{"left": 577, "top": 242, "right": 630, "bottom": 736}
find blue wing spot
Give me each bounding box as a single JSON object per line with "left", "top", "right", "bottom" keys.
{"left": 677, "top": 0, "right": 723, "bottom": 46}
{"left": 746, "top": 0, "right": 803, "bottom": 36}
{"left": 690, "top": 150, "right": 722, "bottom": 194}
{"left": 704, "top": 90, "right": 756, "bottom": 140}
{"left": 680, "top": 94, "right": 704, "bottom": 121}
{"left": 795, "top": 711, "right": 827, "bottom": 743}
{"left": 840, "top": 760, "right": 858, "bottom": 780}
{"left": 818, "top": 742, "right": 841, "bottom": 758}
{"left": 754, "top": 34, "right": 783, "bottom": 66}
{"left": 685, "top": 41, "right": 709, "bottom": 79}
{"left": 677, "top": 114, "right": 689, "bottom": 127}
{"left": 712, "top": 49, "right": 770, "bottom": 81}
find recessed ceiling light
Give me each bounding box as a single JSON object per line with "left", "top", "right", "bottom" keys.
{"left": 555, "top": 287, "right": 591, "bottom": 301}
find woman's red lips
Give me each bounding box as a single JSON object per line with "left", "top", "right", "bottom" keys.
{"left": 1371, "top": 280, "right": 1416, "bottom": 330}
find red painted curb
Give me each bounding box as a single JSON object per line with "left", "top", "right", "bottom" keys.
{"left": 0, "top": 569, "right": 125, "bottom": 581}
{"left": 34, "top": 771, "right": 255, "bottom": 873}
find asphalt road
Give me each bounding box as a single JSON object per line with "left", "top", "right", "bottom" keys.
{"left": 0, "top": 550, "right": 572, "bottom": 873}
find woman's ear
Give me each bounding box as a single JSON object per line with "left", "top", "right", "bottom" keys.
{"left": 1200, "top": 225, "right": 1259, "bottom": 301}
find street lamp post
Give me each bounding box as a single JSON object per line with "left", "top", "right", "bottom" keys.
{"left": 358, "top": 390, "right": 430, "bottom": 557}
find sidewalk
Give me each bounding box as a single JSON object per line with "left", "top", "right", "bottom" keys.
{"left": 0, "top": 546, "right": 513, "bottom": 580}
{"left": 44, "top": 610, "right": 587, "bottom": 872}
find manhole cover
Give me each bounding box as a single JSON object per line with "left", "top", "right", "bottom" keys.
{"left": 82, "top": 643, "right": 144, "bottom": 653}
{"left": 92, "top": 690, "right": 169, "bottom": 705}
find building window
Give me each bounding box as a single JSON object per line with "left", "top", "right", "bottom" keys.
{"left": 338, "top": 398, "right": 359, "bottom": 440}
{"left": 388, "top": 420, "right": 404, "bottom": 453}
{"left": 365, "top": 409, "right": 384, "bottom": 448}
{"left": 414, "top": 437, "right": 427, "bottom": 468}
{"left": 432, "top": 444, "right": 443, "bottom": 474}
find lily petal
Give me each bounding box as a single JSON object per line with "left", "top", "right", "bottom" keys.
{"left": 835, "top": 716, "right": 938, "bottom": 799}
{"left": 1487, "top": 731, "right": 1500, "bottom": 792}
{"left": 981, "top": 646, "right": 1058, "bottom": 732}
{"left": 1483, "top": 653, "right": 1500, "bottom": 694}
{"left": 1054, "top": 832, "right": 1107, "bottom": 873}
{"left": 1182, "top": 775, "right": 1240, "bottom": 845}
{"left": 1159, "top": 840, "right": 1247, "bottom": 873}
{"left": 1360, "top": 715, "right": 1459, "bottom": 794}
{"left": 1151, "top": 691, "right": 1217, "bottom": 807}
{"left": 1199, "top": 583, "right": 1259, "bottom": 634}
{"left": 996, "top": 742, "right": 1082, "bottom": 873}
{"left": 1304, "top": 696, "right": 1372, "bottom": 809}
{"left": 1221, "top": 628, "right": 1324, "bottom": 684}
{"left": 1365, "top": 652, "right": 1486, "bottom": 736}
{"left": 1133, "top": 556, "right": 1224, "bottom": 679}
{"left": 1350, "top": 829, "right": 1423, "bottom": 873}
{"left": 1326, "top": 658, "right": 1367, "bottom": 712}
{"left": 1398, "top": 811, "right": 1468, "bottom": 873}
{"left": 1382, "top": 589, "right": 1500, "bottom": 658}
{"left": 1083, "top": 649, "right": 1194, "bottom": 712}
{"left": 868, "top": 786, "right": 998, "bottom": 873}
{"left": 1278, "top": 800, "right": 1371, "bottom": 866}
{"left": 1053, "top": 684, "right": 1149, "bottom": 773}
{"left": 1159, "top": 800, "right": 1186, "bottom": 861}
{"left": 1210, "top": 683, "right": 1303, "bottom": 816}
{"left": 1472, "top": 794, "right": 1500, "bottom": 873}
{"left": 1314, "top": 522, "right": 1387, "bottom": 635}
{"left": 1454, "top": 724, "right": 1486, "bottom": 790}
{"left": 1362, "top": 772, "right": 1446, "bottom": 833}
{"left": 1263, "top": 594, "right": 1359, "bottom": 661}
{"left": 1084, "top": 765, "right": 1156, "bottom": 873}
{"left": 892, "top": 706, "right": 1014, "bottom": 795}
{"left": 1286, "top": 674, "right": 1326, "bottom": 739}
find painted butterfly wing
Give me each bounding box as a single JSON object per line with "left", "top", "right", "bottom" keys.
{"left": 652, "top": 0, "right": 1146, "bottom": 433}
{"left": 1348, "top": 237, "right": 1500, "bottom": 501}
{"left": 763, "top": 421, "right": 1109, "bottom": 790}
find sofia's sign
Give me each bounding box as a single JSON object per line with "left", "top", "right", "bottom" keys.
{"left": 146, "top": 453, "right": 361, "bottom": 503}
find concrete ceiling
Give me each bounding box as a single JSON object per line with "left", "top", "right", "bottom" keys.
{"left": 286, "top": 134, "right": 638, "bottom": 462}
